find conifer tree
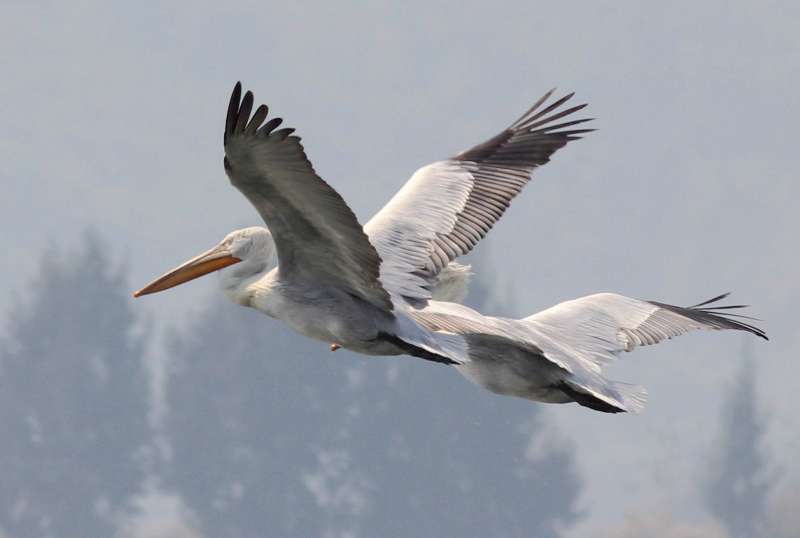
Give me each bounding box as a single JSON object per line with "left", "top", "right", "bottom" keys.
{"left": 0, "top": 233, "right": 149, "bottom": 537}
{"left": 707, "top": 341, "right": 768, "bottom": 538}
{"left": 164, "top": 254, "right": 581, "bottom": 537}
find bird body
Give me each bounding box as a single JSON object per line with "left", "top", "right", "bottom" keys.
{"left": 248, "top": 270, "right": 394, "bottom": 355}
{"left": 135, "top": 82, "right": 767, "bottom": 414}
{"left": 225, "top": 253, "right": 459, "bottom": 359}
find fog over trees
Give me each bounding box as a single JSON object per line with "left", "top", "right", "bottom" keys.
{"left": 2, "top": 233, "right": 794, "bottom": 538}
{"left": 162, "top": 290, "right": 582, "bottom": 537}
{"left": 1, "top": 235, "right": 583, "bottom": 537}
{"left": 603, "top": 341, "right": 793, "bottom": 538}
{"left": 706, "top": 343, "right": 769, "bottom": 538}
{"left": 0, "top": 234, "right": 149, "bottom": 537}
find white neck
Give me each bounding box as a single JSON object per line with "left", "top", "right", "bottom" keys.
{"left": 219, "top": 256, "right": 275, "bottom": 307}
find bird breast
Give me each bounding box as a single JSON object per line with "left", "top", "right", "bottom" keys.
{"left": 248, "top": 278, "right": 384, "bottom": 347}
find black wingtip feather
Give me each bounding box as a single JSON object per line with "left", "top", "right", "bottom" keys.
{"left": 225, "top": 82, "right": 242, "bottom": 140}
{"left": 560, "top": 128, "right": 596, "bottom": 136}
{"left": 273, "top": 127, "right": 296, "bottom": 140}
{"left": 689, "top": 292, "right": 731, "bottom": 308}
{"left": 650, "top": 293, "right": 768, "bottom": 341}
{"left": 258, "top": 117, "right": 283, "bottom": 136}
{"left": 235, "top": 91, "right": 254, "bottom": 134}
{"left": 225, "top": 83, "right": 297, "bottom": 143}
{"left": 535, "top": 117, "right": 595, "bottom": 133}
{"left": 246, "top": 104, "right": 269, "bottom": 134}
{"left": 510, "top": 89, "right": 556, "bottom": 128}
{"left": 520, "top": 92, "right": 576, "bottom": 127}
{"left": 454, "top": 89, "right": 593, "bottom": 165}
{"left": 524, "top": 103, "right": 588, "bottom": 131}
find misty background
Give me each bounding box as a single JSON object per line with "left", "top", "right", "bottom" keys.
{"left": 1, "top": 1, "right": 797, "bottom": 537}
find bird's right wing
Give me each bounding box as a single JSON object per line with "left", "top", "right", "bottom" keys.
{"left": 524, "top": 292, "right": 767, "bottom": 374}
{"left": 364, "top": 90, "right": 592, "bottom": 302}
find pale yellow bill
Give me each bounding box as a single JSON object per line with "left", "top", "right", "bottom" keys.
{"left": 133, "top": 247, "right": 241, "bottom": 298}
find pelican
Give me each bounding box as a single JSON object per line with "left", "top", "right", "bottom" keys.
{"left": 135, "top": 82, "right": 767, "bottom": 414}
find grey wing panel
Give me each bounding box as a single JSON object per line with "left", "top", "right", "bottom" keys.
{"left": 223, "top": 83, "right": 393, "bottom": 312}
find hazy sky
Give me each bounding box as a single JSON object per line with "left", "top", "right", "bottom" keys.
{"left": 2, "top": 1, "right": 798, "bottom": 535}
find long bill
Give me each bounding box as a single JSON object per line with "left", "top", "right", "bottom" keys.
{"left": 133, "top": 244, "right": 241, "bottom": 297}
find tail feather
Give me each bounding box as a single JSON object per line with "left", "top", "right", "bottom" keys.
{"left": 611, "top": 381, "right": 648, "bottom": 414}
{"left": 557, "top": 382, "right": 626, "bottom": 413}
{"left": 560, "top": 378, "right": 647, "bottom": 414}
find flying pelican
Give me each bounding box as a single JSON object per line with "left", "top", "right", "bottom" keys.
{"left": 135, "top": 82, "right": 767, "bottom": 413}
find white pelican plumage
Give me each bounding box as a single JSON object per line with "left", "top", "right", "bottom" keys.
{"left": 135, "top": 82, "right": 767, "bottom": 413}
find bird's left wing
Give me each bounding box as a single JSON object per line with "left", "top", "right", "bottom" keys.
{"left": 364, "top": 90, "right": 593, "bottom": 302}
{"left": 223, "top": 82, "right": 392, "bottom": 312}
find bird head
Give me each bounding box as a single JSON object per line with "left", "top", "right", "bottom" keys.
{"left": 133, "top": 226, "right": 275, "bottom": 298}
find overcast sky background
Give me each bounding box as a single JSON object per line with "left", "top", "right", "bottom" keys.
{"left": 1, "top": 1, "right": 798, "bottom": 536}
